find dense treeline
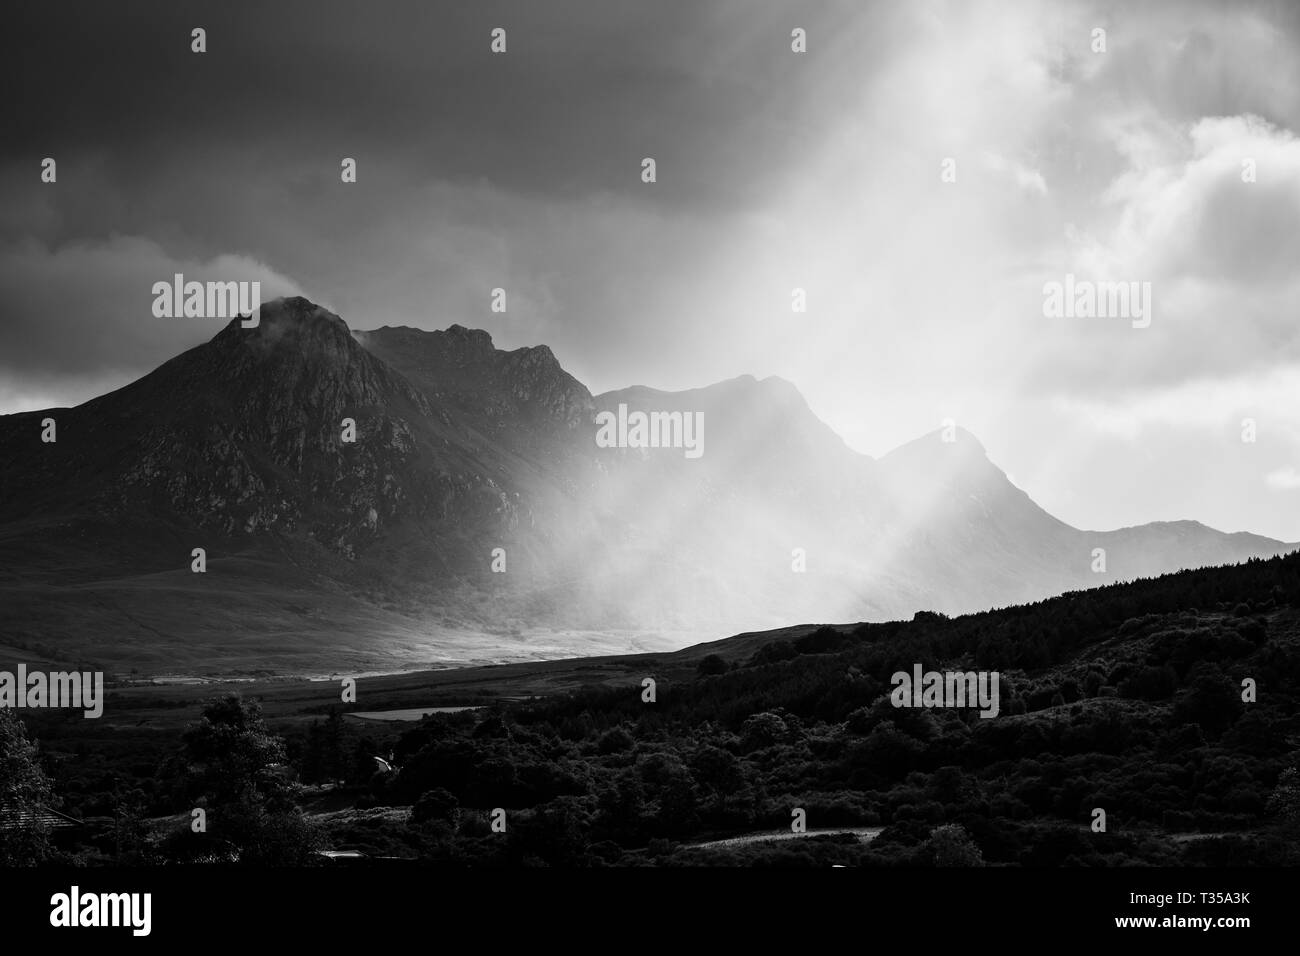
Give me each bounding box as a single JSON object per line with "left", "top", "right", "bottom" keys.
{"left": 318, "top": 552, "right": 1300, "bottom": 865}
{"left": 6, "top": 551, "right": 1300, "bottom": 865}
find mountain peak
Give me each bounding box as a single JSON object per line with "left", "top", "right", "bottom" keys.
{"left": 257, "top": 296, "right": 347, "bottom": 328}
{"left": 945, "top": 425, "right": 986, "bottom": 454}
{"left": 353, "top": 323, "right": 592, "bottom": 429}
{"left": 442, "top": 324, "right": 495, "bottom": 348}
{"left": 898, "top": 425, "right": 988, "bottom": 456}
{"left": 878, "top": 426, "right": 995, "bottom": 486}
{"left": 209, "top": 296, "right": 353, "bottom": 366}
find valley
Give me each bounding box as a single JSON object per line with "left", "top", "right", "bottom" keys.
{"left": 10, "top": 550, "right": 1300, "bottom": 867}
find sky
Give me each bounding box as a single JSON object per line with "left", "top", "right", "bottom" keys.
{"left": 1, "top": 0, "right": 1298, "bottom": 541}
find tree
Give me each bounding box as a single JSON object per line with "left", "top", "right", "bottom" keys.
{"left": 512, "top": 797, "right": 592, "bottom": 866}
{"left": 925, "top": 823, "right": 984, "bottom": 866}
{"left": 690, "top": 745, "right": 743, "bottom": 812}
{"left": 0, "top": 710, "right": 56, "bottom": 865}
{"left": 740, "top": 712, "right": 789, "bottom": 751}
{"left": 851, "top": 721, "right": 922, "bottom": 780}
{"left": 1173, "top": 670, "right": 1243, "bottom": 736}
{"left": 595, "top": 769, "right": 646, "bottom": 838}
{"left": 597, "top": 725, "right": 635, "bottom": 755}
{"left": 111, "top": 789, "right": 153, "bottom": 864}
{"left": 411, "top": 788, "right": 460, "bottom": 827}
{"left": 182, "top": 694, "right": 293, "bottom": 807}
{"left": 638, "top": 752, "right": 698, "bottom": 832}
{"left": 845, "top": 706, "right": 877, "bottom": 735}
{"left": 177, "top": 693, "right": 319, "bottom": 864}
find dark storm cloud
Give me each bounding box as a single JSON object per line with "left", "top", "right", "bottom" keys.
{"left": 2, "top": 0, "right": 858, "bottom": 212}
{"left": 0, "top": 0, "right": 876, "bottom": 402}
{"left": 2, "top": 0, "right": 1298, "bottom": 543}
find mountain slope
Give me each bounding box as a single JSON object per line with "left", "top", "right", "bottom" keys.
{"left": 0, "top": 299, "right": 607, "bottom": 671}
{"left": 0, "top": 296, "right": 1293, "bottom": 673}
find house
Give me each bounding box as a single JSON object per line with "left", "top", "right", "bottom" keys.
{"left": 0, "top": 802, "right": 83, "bottom": 832}
{"left": 0, "top": 801, "right": 84, "bottom": 850}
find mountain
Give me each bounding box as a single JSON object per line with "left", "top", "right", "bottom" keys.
{"left": 0, "top": 299, "right": 607, "bottom": 673}
{"left": 0, "top": 296, "right": 1293, "bottom": 674}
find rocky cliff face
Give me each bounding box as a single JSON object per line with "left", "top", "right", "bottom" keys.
{"left": 0, "top": 298, "right": 520, "bottom": 562}
{"left": 354, "top": 324, "right": 594, "bottom": 431}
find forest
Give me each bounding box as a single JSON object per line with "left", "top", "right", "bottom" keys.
{"left": 3, "top": 551, "right": 1299, "bottom": 867}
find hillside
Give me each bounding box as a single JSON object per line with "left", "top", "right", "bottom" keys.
{"left": 0, "top": 296, "right": 1294, "bottom": 674}
{"left": 19, "top": 549, "right": 1300, "bottom": 868}
{"left": 337, "top": 549, "right": 1300, "bottom": 866}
